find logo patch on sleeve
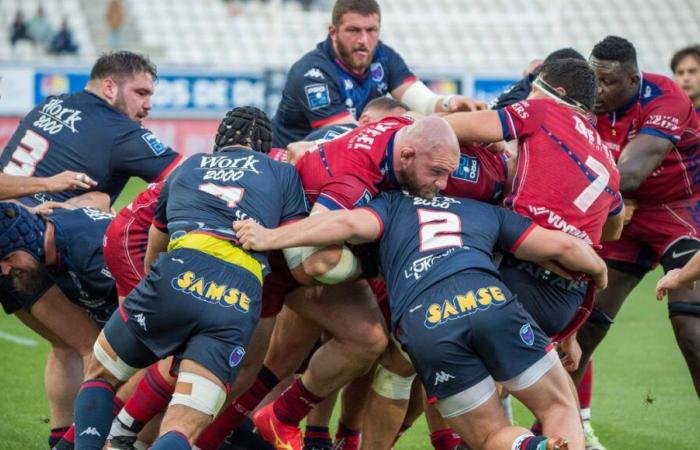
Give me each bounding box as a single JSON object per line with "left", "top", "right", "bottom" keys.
{"left": 305, "top": 83, "right": 331, "bottom": 110}
{"left": 354, "top": 189, "right": 373, "bottom": 207}
{"left": 141, "top": 132, "right": 167, "bottom": 156}
{"left": 451, "top": 155, "right": 480, "bottom": 183}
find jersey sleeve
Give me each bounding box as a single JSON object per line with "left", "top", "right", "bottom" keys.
{"left": 639, "top": 95, "right": 692, "bottom": 144}
{"left": 609, "top": 191, "right": 624, "bottom": 216}
{"left": 494, "top": 206, "right": 537, "bottom": 252}
{"left": 361, "top": 191, "right": 397, "bottom": 239}
{"left": 382, "top": 43, "right": 417, "bottom": 91}
{"left": 289, "top": 61, "right": 352, "bottom": 129}
{"left": 152, "top": 177, "right": 171, "bottom": 232}
{"left": 279, "top": 166, "right": 309, "bottom": 224}
{"left": 497, "top": 100, "right": 546, "bottom": 141}
{"left": 111, "top": 127, "right": 182, "bottom": 182}
{"left": 315, "top": 174, "right": 375, "bottom": 211}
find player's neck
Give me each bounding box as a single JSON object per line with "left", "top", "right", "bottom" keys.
{"left": 43, "top": 222, "right": 57, "bottom": 266}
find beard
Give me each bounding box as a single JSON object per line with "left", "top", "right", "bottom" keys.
{"left": 336, "top": 38, "right": 374, "bottom": 73}
{"left": 11, "top": 264, "right": 51, "bottom": 295}
{"left": 402, "top": 166, "right": 438, "bottom": 200}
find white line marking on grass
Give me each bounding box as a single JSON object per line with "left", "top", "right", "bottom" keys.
{"left": 0, "top": 330, "right": 38, "bottom": 347}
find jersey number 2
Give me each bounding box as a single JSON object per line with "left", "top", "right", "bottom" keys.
{"left": 417, "top": 209, "right": 463, "bottom": 252}
{"left": 3, "top": 130, "right": 49, "bottom": 176}
{"left": 199, "top": 183, "right": 245, "bottom": 208}
{"left": 573, "top": 155, "right": 610, "bottom": 213}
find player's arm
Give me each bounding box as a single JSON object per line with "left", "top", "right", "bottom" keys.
{"left": 392, "top": 80, "right": 486, "bottom": 114}
{"left": 443, "top": 110, "right": 505, "bottom": 145}
{"left": 144, "top": 224, "right": 169, "bottom": 274}
{"left": 28, "top": 192, "right": 112, "bottom": 216}
{"left": 656, "top": 251, "right": 700, "bottom": 299}
{"left": 601, "top": 193, "right": 625, "bottom": 242}
{"left": 617, "top": 134, "right": 673, "bottom": 193}
{"left": 514, "top": 226, "right": 608, "bottom": 290}
{"left": 0, "top": 171, "right": 97, "bottom": 200}
{"left": 234, "top": 208, "right": 381, "bottom": 251}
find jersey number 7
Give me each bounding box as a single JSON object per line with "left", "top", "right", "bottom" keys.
{"left": 573, "top": 155, "right": 610, "bottom": 213}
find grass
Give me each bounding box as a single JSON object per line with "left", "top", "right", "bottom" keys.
{"left": 0, "top": 179, "right": 698, "bottom": 449}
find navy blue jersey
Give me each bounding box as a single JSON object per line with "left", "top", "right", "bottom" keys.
{"left": 154, "top": 146, "right": 308, "bottom": 272}
{"left": 304, "top": 123, "right": 357, "bottom": 142}
{"left": 272, "top": 36, "right": 415, "bottom": 147}
{"left": 489, "top": 72, "right": 537, "bottom": 110}
{"left": 364, "top": 191, "right": 535, "bottom": 325}
{"left": 1, "top": 91, "right": 181, "bottom": 205}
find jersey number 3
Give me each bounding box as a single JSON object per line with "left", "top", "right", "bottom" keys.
{"left": 3, "top": 130, "right": 49, "bottom": 176}
{"left": 199, "top": 183, "right": 245, "bottom": 208}
{"left": 418, "top": 209, "right": 463, "bottom": 252}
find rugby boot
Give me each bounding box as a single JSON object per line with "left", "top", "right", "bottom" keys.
{"left": 105, "top": 435, "right": 138, "bottom": 450}
{"left": 253, "top": 402, "right": 303, "bottom": 450}
{"left": 583, "top": 420, "right": 607, "bottom": 450}
{"left": 546, "top": 436, "right": 569, "bottom": 450}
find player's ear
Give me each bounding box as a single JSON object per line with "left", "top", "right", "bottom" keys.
{"left": 102, "top": 78, "right": 118, "bottom": 102}
{"left": 328, "top": 24, "right": 337, "bottom": 40}
{"left": 399, "top": 146, "right": 416, "bottom": 164}
{"left": 554, "top": 86, "right": 567, "bottom": 97}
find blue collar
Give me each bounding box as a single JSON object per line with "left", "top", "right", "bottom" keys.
{"left": 382, "top": 132, "right": 401, "bottom": 188}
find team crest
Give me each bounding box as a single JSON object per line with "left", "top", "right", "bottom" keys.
{"left": 229, "top": 346, "right": 246, "bottom": 367}
{"left": 370, "top": 62, "right": 385, "bottom": 82}
{"left": 519, "top": 323, "right": 535, "bottom": 346}
{"left": 354, "top": 189, "right": 373, "bottom": 207}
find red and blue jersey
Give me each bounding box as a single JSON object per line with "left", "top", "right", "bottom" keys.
{"left": 363, "top": 190, "right": 535, "bottom": 326}
{"left": 498, "top": 99, "right": 621, "bottom": 246}
{"left": 1, "top": 91, "right": 181, "bottom": 205}
{"left": 295, "top": 116, "right": 413, "bottom": 210}
{"left": 154, "top": 147, "right": 308, "bottom": 273}
{"left": 442, "top": 144, "right": 509, "bottom": 204}
{"left": 272, "top": 36, "right": 415, "bottom": 147}
{"left": 596, "top": 73, "right": 700, "bottom": 204}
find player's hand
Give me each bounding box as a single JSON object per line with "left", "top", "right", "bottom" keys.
{"left": 592, "top": 268, "right": 608, "bottom": 292}
{"left": 46, "top": 171, "right": 97, "bottom": 192}
{"left": 29, "top": 201, "right": 76, "bottom": 216}
{"left": 233, "top": 219, "right": 272, "bottom": 251}
{"left": 623, "top": 198, "right": 637, "bottom": 225}
{"left": 655, "top": 269, "right": 695, "bottom": 300}
{"left": 556, "top": 335, "right": 582, "bottom": 372}
{"left": 445, "top": 95, "right": 488, "bottom": 113}
{"left": 286, "top": 141, "right": 317, "bottom": 164}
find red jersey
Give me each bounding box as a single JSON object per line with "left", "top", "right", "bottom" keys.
{"left": 442, "top": 144, "right": 508, "bottom": 203}
{"left": 120, "top": 182, "right": 162, "bottom": 227}
{"left": 499, "top": 99, "right": 621, "bottom": 245}
{"left": 596, "top": 73, "right": 700, "bottom": 204}
{"left": 295, "top": 116, "right": 414, "bottom": 209}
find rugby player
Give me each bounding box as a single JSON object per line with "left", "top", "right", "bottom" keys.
{"left": 234, "top": 188, "right": 611, "bottom": 450}
{"left": 573, "top": 36, "right": 700, "bottom": 402}
{"left": 670, "top": 44, "right": 700, "bottom": 116}
{"left": 272, "top": 0, "right": 482, "bottom": 147}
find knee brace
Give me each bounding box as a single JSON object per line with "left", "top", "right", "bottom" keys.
{"left": 662, "top": 239, "right": 700, "bottom": 272}
{"left": 371, "top": 365, "right": 416, "bottom": 400}
{"left": 586, "top": 307, "right": 614, "bottom": 332}
{"left": 93, "top": 335, "right": 139, "bottom": 382}
{"left": 668, "top": 301, "right": 700, "bottom": 318}
{"left": 170, "top": 372, "right": 226, "bottom": 416}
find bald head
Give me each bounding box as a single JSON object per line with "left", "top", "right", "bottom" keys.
{"left": 394, "top": 117, "right": 459, "bottom": 199}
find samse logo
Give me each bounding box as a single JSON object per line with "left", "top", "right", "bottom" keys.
{"left": 172, "top": 271, "right": 250, "bottom": 312}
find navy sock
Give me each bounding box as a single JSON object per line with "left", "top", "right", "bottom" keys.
{"left": 48, "top": 426, "right": 70, "bottom": 449}
{"left": 303, "top": 425, "right": 332, "bottom": 450}
{"left": 73, "top": 379, "right": 115, "bottom": 450}
{"left": 150, "top": 430, "right": 191, "bottom": 450}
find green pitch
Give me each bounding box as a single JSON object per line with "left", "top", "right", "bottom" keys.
{"left": 0, "top": 179, "right": 698, "bottom": 449}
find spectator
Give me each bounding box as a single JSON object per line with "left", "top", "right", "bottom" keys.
{"left": 105, "top": 0, "right": 125, "bottom": 49}
{"left": 27, "top": 6, "right": 54, "bottom": 50}
{"left": 10, "top": 11, "right": 32, "bottom": 47}
{"left": 49, "top": 19, "right": 79, "bottom": 55}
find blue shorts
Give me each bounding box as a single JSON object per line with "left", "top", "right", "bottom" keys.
{"left": 499, "top": 255, "right": 587, "bottom": 337}
{"left": 105, "top": 248, "right": 262, "bottom": 385}
{"left": 396, "top": 272, "right": 549, "bottom": 400}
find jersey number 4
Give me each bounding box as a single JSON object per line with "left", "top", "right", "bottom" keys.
{"left": 573, "top": 155, "right": 610, "bottom": 213}
{"left": 417, "top": 209, "right": 463, "bottom": 252}
{"left": 3, "top": 130, "right": 49, "bottom": 176}
{"left": 199, "top": 183, "right": 245, "bottom": 208}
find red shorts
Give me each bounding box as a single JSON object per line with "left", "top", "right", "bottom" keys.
{"left": 261, "top": 251, "right": 300, "bottom": 318}
{"left": 103, "top": 212, "right": 148, "bottom": 297}
{"left": 600, "top": 196, "right": 700, "bottom": 269}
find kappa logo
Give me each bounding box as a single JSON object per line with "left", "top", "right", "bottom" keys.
{"left": 79, "top": 427, "right": 101, "bottom": 437}
{"left": 133, "top": 313, "right": 147, "bottom": 331}
{"left": 304, "top": 68, "right": 325, "bottom": 79}
{"left": 433, "top": 371, "right": 455, "bottom": 386}
{"left": 344, "top": 78, "right": 354, "bottom": 90}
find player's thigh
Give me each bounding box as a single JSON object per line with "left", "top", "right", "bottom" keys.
{"left": 509, "top": 359, "right": 577, "bottom": 420}
{"left": 230, "top": 316, "right": 277, "bottom": 398}
{"left": 592, "top": 266, "right": 641, "bottom": 319}
{"left": 444, "top": 391, "right": 511, "bottom": 450}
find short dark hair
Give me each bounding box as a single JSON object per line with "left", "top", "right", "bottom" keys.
{"left": 332, "top": 0, "right": 380, "bottom": 26}
{"left": 362, "top": 97, "right": 408, "bottom": 114}
{"left": 670, "top": 45, "right": 700, "bottom": 72}
{"left": 214, "top": 106, "right": 272, "bottom": 154}
{"left": 90, "top": 51, "right": 157, "bottom": 83}
{"left": 591, "top": 35, "right": 638, "bottom": 69}
{"left": 544, "top": 48, "right": 585, "bottom": 64}
{"left": 540, "top": 58, "right": 597, "bottom": 111}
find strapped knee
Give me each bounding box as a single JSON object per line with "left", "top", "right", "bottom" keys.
{"left": 586, "top": 307, "right": 614, "bottom": 332}
{"left": 668, "top": 301, "right": 700, "bottom": 318}
{"left": 170, "top": 372, "right": 226, "bottom": 416}
{"left": 93, "top": 335, "right": 139, "bottom": 382}
{"left": 662, "top": 239, "right": 700, "bottom": 272}
{"left": 371, "top": 365, "right": 416, "bottom": 400}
